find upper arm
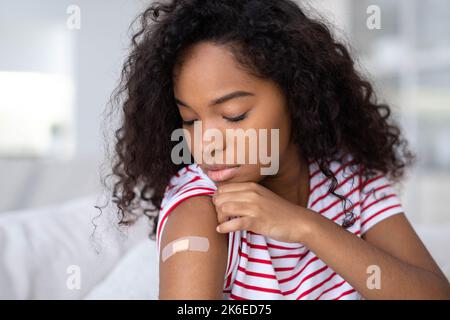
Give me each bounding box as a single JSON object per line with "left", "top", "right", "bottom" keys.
{"left": 158, "top": 195, "right": 228, "bottom": 300}
{"left": 359, "top": 173, "right": 448, "bottom": 282}
{"left": 363, "top": 213, "right": 448, "bottom": 281}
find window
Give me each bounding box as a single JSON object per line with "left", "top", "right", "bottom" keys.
{"left": 0, "top": 9, "right": 76, "bottom": 159}
{"left": 0, "top": 71, "right": 75, "bottom": 158}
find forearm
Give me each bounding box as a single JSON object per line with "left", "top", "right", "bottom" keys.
{"left": 299, "top": 209, "right": 450, "bottom": 299}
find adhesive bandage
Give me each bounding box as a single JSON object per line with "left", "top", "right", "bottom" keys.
{"left": 161, "top": 236, "right": 210, "bottom": 262}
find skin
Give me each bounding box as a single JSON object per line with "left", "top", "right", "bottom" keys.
{"left": 173, "top": 42, "right": 296, "bottom": 188}
{"left": 159, "top": 196, "right": 227, "bottom": 299}
{"left": 159, "top": 41, "right": 450, "bottom": 300}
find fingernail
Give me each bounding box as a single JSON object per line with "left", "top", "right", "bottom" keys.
{"left": 216, "top": 226, "right": 221, "bottom": 232}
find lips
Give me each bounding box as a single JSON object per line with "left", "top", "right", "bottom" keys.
{"left": 202, "top": 164, "right": 240, "bottom": 182}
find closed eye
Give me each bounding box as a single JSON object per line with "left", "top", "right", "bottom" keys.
{"left": 223, "top": 112, "right": 248, "bottom": 123}
{"left": 182, "top": 112, "right": 248, "bottom": 126}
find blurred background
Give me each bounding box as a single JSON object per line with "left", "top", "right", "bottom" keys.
{"left": 0, "top": 0, "right": 448, "bottom": 299}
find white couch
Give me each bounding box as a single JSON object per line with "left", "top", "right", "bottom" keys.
{"left": 0, "top": 196, "right": 449, "bottom": 299}
{"left": 0, "top": 196, "right": 157, "bottom": 299}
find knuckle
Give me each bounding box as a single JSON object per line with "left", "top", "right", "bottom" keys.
{"left": 251, "top": 201, "right": 260, "bottom": 210}
{"left": 249, "top": 182, "right": 259, "bottom": 190}
{"left": 213, "top": 194, "right": 224, "bottom": 206}
{"left": 249, "top": 191, "right": 259, "bottom": 200}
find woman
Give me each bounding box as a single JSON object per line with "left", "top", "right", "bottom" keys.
{"left": 106, "top": 0, "right": 450, "bottom": 299}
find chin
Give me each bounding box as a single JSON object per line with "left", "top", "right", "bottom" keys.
{"left": 222, "top": 165, "right": 264, "bottom": 184}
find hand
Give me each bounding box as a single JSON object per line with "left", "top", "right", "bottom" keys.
{"left": 212, "top": 182, "right": 309, "bottom": 243}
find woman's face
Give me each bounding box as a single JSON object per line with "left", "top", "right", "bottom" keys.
{"left": 173, "top": 42, "right": 293, "bottom": 185}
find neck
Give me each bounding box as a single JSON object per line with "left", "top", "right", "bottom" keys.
{"left": 260, "top": 143, "right": 310, "bottom": 207}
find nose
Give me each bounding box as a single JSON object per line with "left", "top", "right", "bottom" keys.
{"left": 199, "top": 120, "right": 226, "bottom": 165}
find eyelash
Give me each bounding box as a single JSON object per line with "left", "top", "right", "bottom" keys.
{"left": 182, "top": 112, "right": 248, "bottom": 126}
{"left": 224, "top": 112, "right": 248, "bottom": 123}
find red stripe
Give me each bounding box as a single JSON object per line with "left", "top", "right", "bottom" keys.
{"left": 283, "top": 265, "right": 329, "bottom": 295}
{"left": 237, "top": 266, "right": 277, "bottom": 279}
{"left": 229, "top": 292, "right": 248, "bottom": 300}
{"left": 278, "top": 255, "right": 318, "bottom": 283}
{"left": 184, "top": 166, "right": 196, "bottom": 174}
{"left": 311, "top": 167, "right": 362, "bottom": 209}
{"left": 309, "top": 168, "right": 321, "bottom": 179}
{"left": 173, "top": 175, "right": 202, "bottom": 194}
{"left": 309, "top": 160, "right": 356, "bottom": 198}
{"left": 225, "top": 272, "right": 232, "bottom": 289}
{"left": 238, "top": 248, "right": 310, "bottom": 264}
{"left": 234, "top": 264, "right": 330, "bottom": 298}
{"left": 307, "top": 180, "right": 363, "bottom": 225}
{"left": 331, "top": 201, "right": 361, "bottom": 222}
{"left": 248, "top": 231, "right": 304, "bottom": 250}
{"left": 232, "top": 262, "right": 349, "bottom": 299}
{"left": 318, "top": 182, "right": 362, "bottom": 216}
{"left": 297, "top": 272, "right": 337, "bottom": 299}
{"left": 166, "top": 183, "right": 176, "bottom": 191}
{"left": 274, "top": 266, "right": 296, "bottom": 272}
{"left": 234, "top": 279, "right": 283, "bottom": 294}
{"left": 362, "top": 174, "right": 384, "bottom": 188}
{"left": 362, "top": 194, "right": 397, "bottom": 212}
{"left": 332, "top": 288, "right": 357, "bottom": 300}
{"left": 225, "top": 232, "right": 236, "bottom": 288}
{"left": 160, "top": 186, "right": 214, "bottom": 218}
{"left": 242, "top": 237, "right": 304, "bottom": 251}
{"left": 178, "top": 186, "right": 216, "bottom": 197}
{"left": 267, "top": 243, "right": 304, "bottom": 250}
{"left": 156, "top": 191, "right": 215, "bottom": 247}
{"left": 315, "top": 280, "right": 346, "bottom": 300}
{"left": 361, "top": 204, "right": 403, "bottom": 227}
{"left": 361, "top": 184, "right": 391, "bottom": 206}
{"left": 241, "top": 238, "right": 268, "bottom": 250}
{"left": 239, "top": 250, "right": 272, "bottom": 265}
{"left": 270, "top": 251, "right": 310, "bottom": 260}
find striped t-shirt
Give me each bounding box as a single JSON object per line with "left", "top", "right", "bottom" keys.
{"left": 156, "top": 157, "right": 405, "bottom": 300}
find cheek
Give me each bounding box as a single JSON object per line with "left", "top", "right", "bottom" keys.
{"left": 273, "top": 108, "right": 292, "bottom": 150}
{"left": 248, "top": 110, "right": 291, "bottom": 156}
{"left": 278, "top": 122, "right": 292, "bottom": 150}
{"left": 219, "top": 123, "right": 284, "bottom": 182}
{"left": 183, "top": 128, "right": 198, "bottom": 159}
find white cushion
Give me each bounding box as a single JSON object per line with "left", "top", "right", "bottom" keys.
{"left": 415, "top": 223, "right": 450, "bottom": 280}
{"left": 84, "top": 238, "right": 158, "bottom": 300}
{"left": 0, "top": 196, "right": 151, "bottom": 299}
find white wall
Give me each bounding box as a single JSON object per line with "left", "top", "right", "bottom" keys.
{"left": 0, "top": 0, "right": 146, "bottom": 211}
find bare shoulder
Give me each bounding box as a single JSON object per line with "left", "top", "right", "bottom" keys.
{"left": 158, "top": 195, "right": 229, "bottom": 299}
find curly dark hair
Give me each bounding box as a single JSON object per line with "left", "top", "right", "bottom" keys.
{"left": 101, "top": 0, "right": 415, "bottom": 238}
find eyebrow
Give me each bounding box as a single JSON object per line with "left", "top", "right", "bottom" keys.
{"left": 175, "top": 90, "right": 254, "bottom": 108}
